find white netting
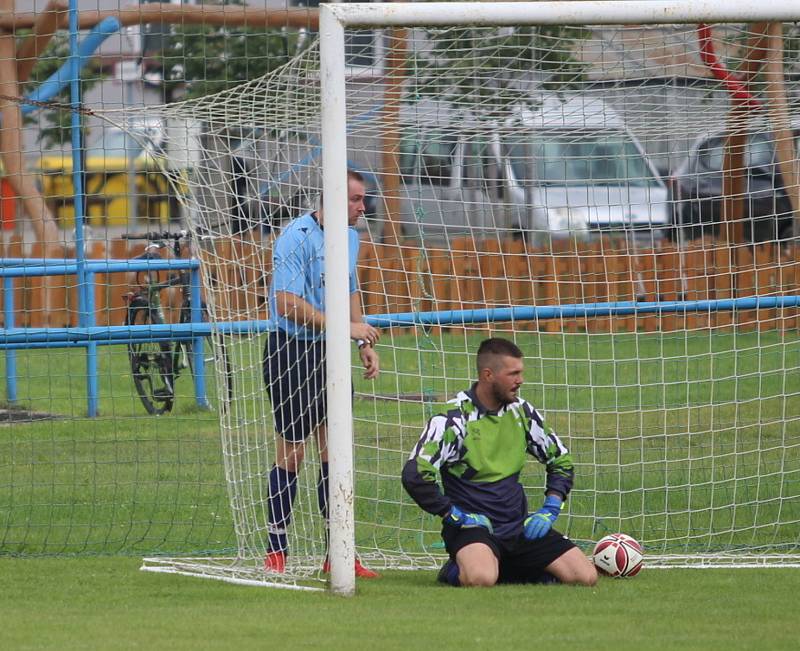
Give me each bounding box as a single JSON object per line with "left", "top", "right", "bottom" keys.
{"left": 100, "top": 22, "right": 800, "bottom": 586}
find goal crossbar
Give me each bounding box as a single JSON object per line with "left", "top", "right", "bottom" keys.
{"left": 326, "top": 1, "right": 800, "bottom": 28}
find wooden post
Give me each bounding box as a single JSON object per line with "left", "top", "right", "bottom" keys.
{"left": 107, "top": 238, "right": 131, "bottom": 326}
{"left": 633, "top": 247, "right": 658, "bottom": 333}
{"left": 450, "top": 236, "right": 481, "bottom": 334}
{"left": 554, "top": 244, "right": 580, "bottom": 333}
{"left": 779, "top": 244, "right": 799, "bottom": 332}
{"left": 755, "top": 244, "right": 777, "bottom": 330}
{"left": 0, "top": 19, "right": 61, "bottom": 255}
{"left": 379, "top": 24, "right": 411, "bottom": 321}
{"left": 763, "top": 23, "right": 800, "bottom": 238}
{"left": 427, "top": 244, "right": 451, "bottom": 336}
{"left": 607, "top": 239, "right": 635, "bottom": 333}
{"left": 530, "top": 246, "right": 554, "bottom": 332}
{"left": 16, "top": 0, "right": 64, "bottom": 82}
{"left": 504, "top": 237, "right": 533, "bottom": 332}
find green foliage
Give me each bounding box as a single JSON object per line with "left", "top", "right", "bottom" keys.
{"left": 157, "top": 17, "right": 302, "bottom": 99}
{"left": 19, "top": 30, "right": 105, "bottom": 148}
{"left": 407, "top": 25, "right": 590, "bottom": 109}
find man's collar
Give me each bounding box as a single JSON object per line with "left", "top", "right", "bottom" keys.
{"left": 466, "top": 383, "right": 501, "bottom": 416}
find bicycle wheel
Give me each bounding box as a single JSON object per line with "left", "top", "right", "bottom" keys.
{"left": 127, "top": 299, "right": 175, "bottom": 415}
{"left": 179, "top": 302, "right": 233, "bottom": 411}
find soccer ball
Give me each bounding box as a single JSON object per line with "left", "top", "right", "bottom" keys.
{"left": 592, "top": 533, "right": 643, "bottom": 577}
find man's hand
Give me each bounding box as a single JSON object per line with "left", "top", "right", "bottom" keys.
{"left": 523, "top": 495, "right": 563, "bottom": 540}
{"left": 350, "top": 321, "right": 380, "bottom": 347}
{"left": 359, "top": 344, "right": 380, "bottom": 380}
{"left": 445, "top": 505, "right": 493, "bottom": 533}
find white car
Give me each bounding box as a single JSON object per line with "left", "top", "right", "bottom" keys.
{"left": 391, "top": 94, "right": 669, "bottom": 244}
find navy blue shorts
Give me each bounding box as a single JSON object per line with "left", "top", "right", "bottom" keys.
{"left": 262, "top": 331, "right": 327, "bottom": 443}
{"left": 440, "top": 524, "right": 576, "bottom": 584}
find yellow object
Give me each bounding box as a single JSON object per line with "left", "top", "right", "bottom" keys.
{"left": 34, "top": 130, "right": 176, "bottom": 227}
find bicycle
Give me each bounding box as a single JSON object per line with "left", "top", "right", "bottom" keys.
{"left": 123, "top": 230, "right": 232, "bottom": 415}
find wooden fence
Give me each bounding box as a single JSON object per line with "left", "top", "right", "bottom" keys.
{"left": 2, "top": 233, "right": 799, "bottom": 334}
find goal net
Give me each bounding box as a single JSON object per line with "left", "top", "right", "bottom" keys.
{"left": 117, "top": 8, "right": 800, "bottom": 588}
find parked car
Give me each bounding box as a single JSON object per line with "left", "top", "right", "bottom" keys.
{"left": 395, "top": 94, "right": 669, "bottom": 244}
{"left": 667, "top": 127, "right": 800, "bottom": 243}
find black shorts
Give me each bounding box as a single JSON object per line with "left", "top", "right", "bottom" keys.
{"left": 262, "top": 331, "right": 326, "bottom": 443}
{"left": 441, "top": 524, "right": 576, "bottom": 584}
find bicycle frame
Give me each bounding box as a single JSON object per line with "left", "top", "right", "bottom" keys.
{"left": 124, "top": 232, "right": 215, "bottom": 414}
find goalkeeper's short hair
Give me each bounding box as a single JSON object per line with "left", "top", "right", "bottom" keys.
{"left": 476, "top": 338, "right": 523, "bottom": 374}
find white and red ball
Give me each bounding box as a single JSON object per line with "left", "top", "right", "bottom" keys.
{"left": 592, "top": 533, "right": 643, "bottom": 577}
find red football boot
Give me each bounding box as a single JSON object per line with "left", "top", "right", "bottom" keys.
{"left": 264, "top": 550, "right": 286, "bottom": 573}
{"left": 322, "top": 556, "right": 380, "bottom": 579}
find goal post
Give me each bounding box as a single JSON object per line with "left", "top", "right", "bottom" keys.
{"left": 118, "top": 1, "right": 800, "bottom": 592}
{"left": 319, "top": 9, "right": 355, "bottom": 596}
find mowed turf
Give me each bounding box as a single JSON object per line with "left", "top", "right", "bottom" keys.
{"left": 1, "top": 556, "right": 798, "bottom": 651}
{"left": 1, "top": 328, "right": 799, "bottom": 649}
{"left": 1, "top": 329, "right": 799, "bottom": 557}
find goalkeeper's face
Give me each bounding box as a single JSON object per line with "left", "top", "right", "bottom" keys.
{"left": 487, "top": 355, "right": 524, "bottom": 406}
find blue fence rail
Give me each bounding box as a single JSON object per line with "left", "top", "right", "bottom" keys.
{"left": 3, "top": 254, "right": 799, "bottom": 418}
{"left": 1, "top": 257, "right": 212, "bottom": 416}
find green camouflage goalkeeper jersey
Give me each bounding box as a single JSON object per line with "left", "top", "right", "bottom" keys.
{"left": 401, "top": 384, "right": 574, "bottom": 539}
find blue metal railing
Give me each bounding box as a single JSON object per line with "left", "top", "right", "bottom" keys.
{"left": 1, "top": 257, "right": 215, "bottom": 414}
{"left": 4, "top": 261, "right": 799, "bottom": 417}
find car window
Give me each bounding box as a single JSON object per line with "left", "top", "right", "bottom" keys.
{"left": 746, "top": 133, "right": 775, "bottom": 168}
{"left": 697, "top": 137, "right": 725, "bottom": 172}
{"left": 400, "top": 129, "right": 455, "bottom": 186}
{"left": 697, "top": 132, "right": 778, "bottom": 172}
{"left": 504, "top": 131, "right": 658, "bottom": 187}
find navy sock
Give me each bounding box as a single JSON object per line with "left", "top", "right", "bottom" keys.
{"left": 267, "top": 465, "right": 297, "bottom": 553}
{"left": 437, "top": 559, "right": 461, "bottom": 587}
{"left": 317, "top": 462, "right": 329, "bottom": 521}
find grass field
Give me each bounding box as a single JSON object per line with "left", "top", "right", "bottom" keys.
{"left": 2, "top": 329, "right": 799, "bottom": 559}
{"left": 1, "top": 557, "right": 799, "bottom": 651}
{"left": 1, "top": 329, "right": 799, "bottom": 647}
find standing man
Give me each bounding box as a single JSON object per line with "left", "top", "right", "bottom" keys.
{"left": 264, "top": 170, "right": 381, "bottom": 578}
{"left": 402, "top": 337, "right": 597, "bottom": 587}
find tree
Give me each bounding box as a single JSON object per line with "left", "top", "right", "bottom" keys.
{"left": 152, "top": 3, "right": 303, "bottom": 100}
{"left": 20, "top": 30, "right": 105, "bottom": 149}
{"left": 407, "top": 25, "right": 590, "bottom": 109}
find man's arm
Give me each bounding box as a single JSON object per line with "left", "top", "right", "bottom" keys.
{"left": 273, "top": 289, "right": 379, "bottom": 346}
{"left": 522, "top": 402, "right": 574, "bottom": 499}
{"left": 519, "top": 402, "right": 574, "bottom": 539}
{"left": 401, "top": 415, "right": 454, "bottom": 517}
{"left": 274, "top": 290, "right": 326, "bottom": 330}
{"left": 350, "top": 291, "right": 379, "bottom": 379}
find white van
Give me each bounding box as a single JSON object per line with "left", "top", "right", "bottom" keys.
{"left": 391, "top": 94, "right": 669, "bottom": 244}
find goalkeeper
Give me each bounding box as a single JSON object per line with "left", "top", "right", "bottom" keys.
{"left": 402, "top": 337, "right": 597, "bottom": 587}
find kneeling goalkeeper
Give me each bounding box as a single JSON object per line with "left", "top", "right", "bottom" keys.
{"left": 401, "top": 337, "right": 597, "bottom": 587}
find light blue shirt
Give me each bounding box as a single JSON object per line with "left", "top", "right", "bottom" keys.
{"left": 268, "top": 212, "right": 360, "bottom": 340}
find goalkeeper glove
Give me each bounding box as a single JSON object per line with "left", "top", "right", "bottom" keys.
{"left": 523, "top": 495, "right": 563, "bottom": 540}
{"left": 445, "top": 505, "right": 493, "bottom": 533}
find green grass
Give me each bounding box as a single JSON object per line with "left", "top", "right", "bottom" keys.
{"left": 1, "top": 329, "right": 800, "bottom": 559}
{"left": 1, "top": 557, "right": 798, "bottom": 651}
{"left": 1, "top": 330, "right": 800, "bottom": 649}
